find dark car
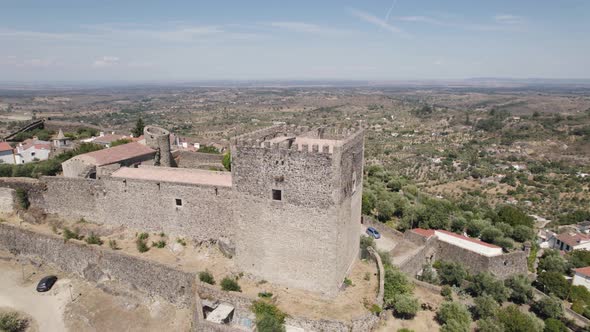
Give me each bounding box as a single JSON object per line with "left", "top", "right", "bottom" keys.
{"left": 366, "top": 227, "right": 381, "bottom": 239}
{"left": 36, "top": 275, "right": 58, "bottom": 292}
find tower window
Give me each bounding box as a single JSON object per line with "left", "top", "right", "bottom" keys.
{"left": 175, "top": 198, "right": 183, "bottom": 206}
{"left": 272, "top": 189, "right": 282, "bottom": 201}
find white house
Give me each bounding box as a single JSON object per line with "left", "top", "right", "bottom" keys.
{"left": 0, "top": 142, "right": 15, "bottom": 164}
{"left": 14, "top": 138, "right": 51, "bottom": 164}
{"left": 573, "top": 267, "right": 590, "bottom": 290}
{"left": 550, "top": 232, "right": 590, "bottom": 252}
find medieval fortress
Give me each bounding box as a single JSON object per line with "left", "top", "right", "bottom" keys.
{"left": 38, "top": 124, "right": 365, "bottom": 295}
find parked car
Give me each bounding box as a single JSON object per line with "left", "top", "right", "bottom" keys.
{"left": 366, "top": 227, "right": 381, "bottom": 239}
{"left": 36, "top": 275, "right": 58, "bottom": 292}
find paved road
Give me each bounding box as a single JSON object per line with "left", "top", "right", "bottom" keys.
{"left": 360, "top": 225, "right": 397, "bottom": 252}
{"left": 0, "top": 264, "right": 69, "bottom": 332}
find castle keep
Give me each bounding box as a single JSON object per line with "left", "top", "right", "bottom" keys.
{"left": 39, "top": 124, "right": 365, "bottom": 296}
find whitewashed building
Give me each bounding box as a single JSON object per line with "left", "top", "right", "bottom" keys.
{"left": 0, "top": 142, "right": 15, "bottom": 164}
{"left": 14, "top": 138, "right": 51, "bottom": 164}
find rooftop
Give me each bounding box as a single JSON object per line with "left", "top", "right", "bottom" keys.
{"left": 94, "top": 134, "right": 126, "bottom": 144}
{"left": 0, "top": 142, "right": 13, "bottom": 152}
{"left": 111, "top": 166, "right": 232, "bottom": 187}
{"left": 72, "top": 142, "right": 155, "bottom": 166}
{"left": 436, "top": 229, "right": 502, "bottom": 249}
{"left": 575, "top": 267, "right": 590, "bottom": 277}
{"left": 557, "top": 232, "right": 590, "bottom": 247}
{"left": 411, "top": 228, "right": 435, "bottom": 238}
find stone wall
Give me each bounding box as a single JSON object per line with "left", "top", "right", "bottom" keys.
{"left": 232, "top": 128, "right": 364, "bottom": 296}
{"left": 0, "top": 222, "right": 196, "bottom": 308}
{"left": 399, "top": 237, "right": 439, "bottom": 276}
{"left": 42, "top": 176, "right": 234, "bottom": 242}
{"left": 0, "top": 177, "right": 45, "bottom": 208}
{"left": 176, "top": 151, "right": 224, "bottom": 169}
{"left": 0, "top": 187, "right": 15, "bottom": 213}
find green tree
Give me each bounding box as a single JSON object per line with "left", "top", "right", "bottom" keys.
{"left": 473, "top": 294, "right": 500, "bottom": 319}
{"left": 440, "top": 319, "right": 469, "bottom": 332}
{"left": 222, "top": 152, "right": 231, "bottom": 171}
{"left": 384, "top": 267, "right": 414, "bottom": 307}
{"left": 467, "top": 272, "right": 510, "bottom": 303}
{"left": 543, "top": 318, "right": 568, "bottom": 332}
{"left": 251, "top": 301, "right": 286, "bottom": 332}
{"left": 436, "top": 302, "right": 472, "bottom": 328}
{"left": 512, "top": 225, "right": 535, "bottom": 242}
{"left": 566, "top": 250, "right": 590, "bottom": 268}
{"left": 538, "top": 250, "right": 569, "bottom": 274}
{"left": 465, "top": 219, "right": 491, "bottom": 237}
{"left": 436, "top": 261, "right": 468, "bottom": 287}
{"left": 495, "top": 205, "right": 534, "bottom": 228}
{"left": 480, "top": 226, "right": 504, "bottom": 243}
{"left": 477, "top": 318, "right": 505, "bottom": 332}
{"left": 132, "top": 117, "right": 145, "bottom": 137}
{"left": 504, "top": 275, "right": 534, "bottom": 304}
{"left": 537, "top": 272, "right": 570, "bottom": 299}
{"left": 531, "top": 297, "right": 563, "bottom": 320}
{"left": 497, "top": 305, "right": 544, "bottom": 332}
{"left": 392, "top": 294, "right": 420, "bottom": 319}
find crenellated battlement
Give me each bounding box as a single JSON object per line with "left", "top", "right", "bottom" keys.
{"left": 231, "top": 124, "right": 365, "bottom": 155}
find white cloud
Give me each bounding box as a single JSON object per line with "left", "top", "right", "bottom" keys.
{"left": 349, "top": 8, "right": 408, "bottom": 37}
{"left": 269, "top": 21, "right": 348, "bottom": 35}
{"left": 93, "top": 56, "right": 120, "bottom": 67}
{"left": 494, "top": 14, "right": 525, "bottom": 25}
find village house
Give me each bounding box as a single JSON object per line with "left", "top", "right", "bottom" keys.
{"left": 0, "top": 142, "right": 15, "bottom": 164}
{"left": 14, "top": 138, "right": 51, "bottom": 164}
{"left": 550, "top": 232, "right": 590, "bottom": 252}
{"left": 573, "top": 267, "right": 590, "bottom": 290}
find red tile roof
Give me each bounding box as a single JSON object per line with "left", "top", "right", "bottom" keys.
{"left": 436, "top": 229, "right": 502, "bottom": 249}
{"left": 557, "top": 232, "right": 590, "bottom": 247}
{"left": 0, "top": 142, "right": 13, "bottom": 152}
{"left": 411, "top": 228, "right": 435, "bottom": 238}
{"left": 74, "top": 142, "right": 155, "bottom": 166}
{"left": 575, "top": 267, "right": 590, "bottom": 277}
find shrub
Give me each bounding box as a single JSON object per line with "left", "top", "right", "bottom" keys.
{"left": 152, "top": 240, "right": 166, "bottom": 248}
{"left": 473, "top": 294, "right": 500, "bottom": 319}
{"left": 544, "top": 318, "right": 568, "bottom": 332}
{"left": 384, "top": 267, "right": 414, "bottom": 307}
{"left": 494, "top": 237, "right": 515, "bottom": 250}
{"left": 467, "top": 272, "right": 510, "bottom": 303}
{"left": 497, "top": 305, "right": 543, "bottom": 332}
{"left": 360, "top": 235, "right": 375, "bottom": 259}
{"left": 465, "top": 218, "right": 490, "bottom": 237}
{"left": 137, "top": 232, "right": 149, "bottom": 240}
{"left": 440, "top": 285, "right": 452, "bottom": 300}
{"left": 199, "top": 271, "right": 215, "bottom": 285}
{"left": 531, "top": 297, "right": 563, "bottom": 320}
{"left": 258, "top": 291, "right": 273, "bottom": 299}
{"left": 0, "top": 312, "right": 28, "bottom": 332}
{"left": 436, "top": 302, "right": 472, "bottom": 327}
{"left": 419, "top": 264, "right": 438, "bottom": 284}
{"left": 108, "top": 239, "right": 118, "bottom": 250}
{"left": 570, "top": 285, "right": 590, "bottom": 304}
{"left": 176, "top": 238, "right": 187, "bottom": 246}
{"left": 392, "top": 294, "right": 420, "bottom": 319}
{"left": 504, "top": 274, "right": 533, "bottom": 304}
{"left": 222, "top": 152, "right": 231, "bottom": 171}
{"left": 436, "top": 261, "right": 468, "bottom": 286}
{"left": 369, "top": 304, "right": 382, "bottom": 315}
{"left": 15, "top": 188, "right": 29, "bottom": 210}
{"left": 63, "top": 227, "right": 81, "bottom": 241}
{"left": 397, "top": 329, "right": 414, "bottom": 332}
{"left": 251, "top": 300, "right": 286, "bottom": 332}
{"left": 221, "top": 277, "right": 241, "bottom": 292}
{"left": 136, "top": 239, "right": 149, "bottom": 253}
{"left": 343, "top": 277, "right": 353, "bottom": 287}
{"left": 85, "top": 232, "right": 103, "bottom": 245}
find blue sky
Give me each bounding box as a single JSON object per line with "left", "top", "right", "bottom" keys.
{"left": 1, "top": 0, "right": 589, "bottom": 81}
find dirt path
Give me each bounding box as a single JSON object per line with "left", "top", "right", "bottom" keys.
{"left": 360, "top": 225, "right": 397, "bottom": 252}
{"left": 0, "top": 263, "right": 69, "bottom": 332}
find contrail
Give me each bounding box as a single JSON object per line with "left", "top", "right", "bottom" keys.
{"left": 385, "top": 0, "right": 398, "bottom": 22}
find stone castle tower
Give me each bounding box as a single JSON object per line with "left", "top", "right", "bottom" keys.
{"left": 231, "top": 124, "right": 364, "bottom": 295}
{"left": 144, "top": 126, "right": 174, "bottom": 167}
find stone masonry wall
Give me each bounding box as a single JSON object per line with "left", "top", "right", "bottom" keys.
{"left": 176, "top": 151, "right": 223, "bottom": 169}
{"left": 0, "top": 222, "right": 196, "bottom": 308}
{"left": 42, "top": 176, "right": 234, "bottom": 242}
{"left": 0, "top": 187, "right": 15, "bottom": 213}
